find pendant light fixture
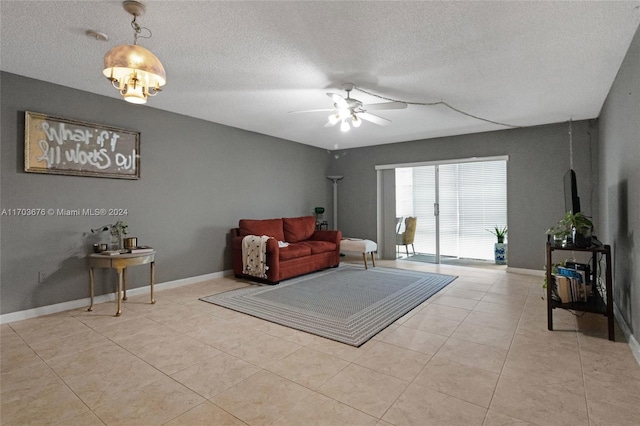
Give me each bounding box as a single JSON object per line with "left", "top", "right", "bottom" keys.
{"left": 103, "top": 1, "right": 166, "bottom": 104}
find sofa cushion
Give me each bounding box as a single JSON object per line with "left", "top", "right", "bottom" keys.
{"left": 283, "top": 216, "right": 316, "bottom": 243}
{"left": 300, "top": 241, "right": 337, "bottom": 254}
{"left": 239, "top": 218, "right": 285, "bottom": 241}
{"left": 279, "top": 243, "right": 312, "bottom": 261}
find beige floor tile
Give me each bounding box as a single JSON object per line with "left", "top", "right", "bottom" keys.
{"left": 490, "top": 375, "right": 589, "bottom": 426}
{"left": 583, "top": 371, "right": 640, "bottom": 409}
{"left": 92, "top": 374, "right": 205, "bottom": 425}
{"left": 266, "top": 347, "right": 349, "bottom": 389}
{"left": 317, "top": 363, "right": 408, "bottom": 418}
{"left": 444, "top": 287, "right": 488, "bottom": 301}
{"left": 8, "top": 315, "right": 91, "bottom": 346}
{"left": 269, "top": 392, "right": 379, "bottom": 426}
{"left": 211, "top": 370, "right": 314, "bottom": 425}
{"left": 402, "top": 312, "right": 463, "bottom": 336}
{"left": 121, "top": 334, "right": 221, "bottom": 375}
{"left": 433, "top": 338, "right": 507, "bottom": 374}
{"left": 171, "top": 352, "right": 261, "bottom": 399}
{"left": 451, "top": 321, "right": 515, "bottom": 350}
{"left": 226, "top": 332, "right": 302, "bottom": 368}
{"left": 502, "top": 340, "right": 583, "bottom": 386}
{"left": 586, "top": 399, "right": 640, "bottom": 426}
{"left": 165, "top": 401, "right": 249, "bottom": 425}
{"left": 140, "top": 302, "right": 207, "bottom": 325}
{"left": 28, "top": 328, "right": 110, "bottom": 362}
{"left": 46, "top": 342, "right": 165, "bottom": 409}
{"left": 382, "top": 382, "right": 487, "bottom": 426}
{"left": 86, "top": 316, "right": 160, "bottom": 340}
{"left": 64, "top": 409, "right": 107, "bottom": 425}
{"left": 417, "top": 303, "right": 472, "bottom": 321}
{"left": 0, "top": 333, "right": 42, "bottom": 373}
{"left": 414, "top": 356, "right": 499, "bottom": 408}
{"left": 353, "top": 341, "right": 431, "bottom": 381}
{"left": 463, "top": 310, "right": 520, "bottom": 332}
{"left": 472, "top": 300, "right": 523, "bottom": 319}
{"left": 482, "top": 409, "right": 534, "bottom": 425}
{"left": 449, "top": 281, "right": 493, "bottom": 293}
{"left": 187, "top": 318, "right": 264, "bottom": 352}
{"left": 380, "top": 324, "right": 448, "bottom": 355}
{"left": 432, "top": 295, "right": 480, "bottom": 310}
{"left": 480, "top": 293, "right": 527, "bottom": 308}
{"left": 1, "top": 362, "right": 90, "bottom": 425}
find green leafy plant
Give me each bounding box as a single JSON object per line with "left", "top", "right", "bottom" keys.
{"left": 561, "top": 211, "right": 593, "bottom": 233}
{"left": 487, "top": 226, "right": 508, "bottom": 243}
{"left": 546, "top": 211, "right": 593, "bottom": 244}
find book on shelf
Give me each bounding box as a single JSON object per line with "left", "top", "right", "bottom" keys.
{"left": 553, "top": 267, "right": 590, "bottom": 303}
{"left": 128, "top": 246, "right": 154, "bottom": 254}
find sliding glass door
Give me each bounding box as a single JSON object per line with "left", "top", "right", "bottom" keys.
{"left": 394, "top": 158, "right": 507, "bottom": 263}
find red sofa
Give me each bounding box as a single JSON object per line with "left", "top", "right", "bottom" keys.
{"left": 231, "top": 216, "right": 342, "bottom": 284}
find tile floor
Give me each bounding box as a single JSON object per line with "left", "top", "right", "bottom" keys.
{"left": 2, "top": 256, "right": 639, "bottom": 425}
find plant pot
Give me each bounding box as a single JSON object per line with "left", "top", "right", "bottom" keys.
{"left": 494, "top": 243, "right": 507, "bottom": 265}
{"left": 573, "top": 227, "right": 592, "bottom": 248}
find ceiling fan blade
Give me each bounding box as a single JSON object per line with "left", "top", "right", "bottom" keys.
{"left": 358, "top": 112, "right": 391, "bottom": 126}
{"left": 363, "top": 101, "right": 408, "bottom": 111}
{"left": 327, "top": 93, "right": 348, "bottom": 108}
{"left": 288, "top": 108, "right": 333, "bottom": 114}
{"left": 324, "top": 120, "right": 338, "bottom": 128}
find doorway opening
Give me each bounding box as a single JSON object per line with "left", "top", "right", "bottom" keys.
{"left": 383, "top": 157, "right": 507, "bottom": 266}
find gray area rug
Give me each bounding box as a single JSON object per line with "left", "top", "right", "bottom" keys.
{"left": 200, "top": 265, "right": 456, "bottom": 346}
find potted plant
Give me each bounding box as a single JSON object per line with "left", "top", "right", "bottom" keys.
{"left": 487, "top": 226, "right": 508, "bottom": 264}
{"left": 560, "top": 211, "right": 593, "bottom": 248}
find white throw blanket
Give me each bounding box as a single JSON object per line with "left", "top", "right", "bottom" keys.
{"left": 242, "top": 235, "right": 270, "bottom": 278}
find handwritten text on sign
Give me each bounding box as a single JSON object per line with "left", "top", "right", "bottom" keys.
{"left": 25, "top": 112, "right": 140, "bottom": 179}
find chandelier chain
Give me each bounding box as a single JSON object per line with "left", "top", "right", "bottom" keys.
{"left": 354, "top": 86, "right": 521, "bottom": 129}
{"left": 130, "top": 15, "right": 152, "bottom": 45}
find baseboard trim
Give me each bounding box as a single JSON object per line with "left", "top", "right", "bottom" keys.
{"left": 506, "top": 267, "right": 545, "bottom": 277}
{"left": 0, "top": 269, "right": 233, "bottom": 325}
{"left": 613, "top": 304, "right": 640, "bottom": 367}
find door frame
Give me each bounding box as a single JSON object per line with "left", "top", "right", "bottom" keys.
{"left": 376, "top": 155, "right": 509, "bottom": 261}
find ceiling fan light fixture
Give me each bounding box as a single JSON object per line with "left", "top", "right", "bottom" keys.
{"left": 351, "top": 114, "right": 361, "bottom": 128}
{"left": 337, "top": 108, "right": 351, "bottom": 120}
{"left": 340, "top": 120, "right": 350, "bottom": 132}
{"left": 103, "top": 1, "right": 166, "bottom": 104}
{"left": 328, "top": 113, "right": 340, "bottom": 125}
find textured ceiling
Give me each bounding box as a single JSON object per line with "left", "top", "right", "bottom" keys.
{"left": 2, "top": 1, "right": 640, "bottom": 150}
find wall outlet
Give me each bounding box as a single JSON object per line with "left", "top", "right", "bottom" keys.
{"left": 38, "top": 272, "right": 47, "bottom": 283}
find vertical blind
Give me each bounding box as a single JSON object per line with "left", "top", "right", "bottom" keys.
{"left": 396, "top": 160, "right": 507, "bottom": 260}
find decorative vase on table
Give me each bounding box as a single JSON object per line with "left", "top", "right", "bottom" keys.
{"left": 494, "top": 242, "right": 507, "bottom": 265}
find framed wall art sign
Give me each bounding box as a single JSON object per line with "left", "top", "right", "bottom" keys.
{"left": 24, "top": 111, "right": 140, "bottom": 179}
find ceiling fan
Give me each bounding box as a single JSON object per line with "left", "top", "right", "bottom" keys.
{"left": 290, "top": 83, "right": 408, "bottom": 132}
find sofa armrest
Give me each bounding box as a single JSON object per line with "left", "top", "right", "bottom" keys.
{"left": 231, "top": 232, "right": 279, "bottom": 254}
{"left": 231, "top": 230, "right": 281, "bottom": 281}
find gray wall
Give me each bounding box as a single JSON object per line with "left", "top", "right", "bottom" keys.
{"left": 329, "top": 120, "right": 597, "bottom": 271}
{"left": 0, "top": 72, "right": 332, "bottom": 315}
{"left": 598, "top": 24, "right": 640, "bottom": 344}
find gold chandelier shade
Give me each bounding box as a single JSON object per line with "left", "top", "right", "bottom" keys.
{"left": 103, "top": 44, "right": 166, "bottom": 104}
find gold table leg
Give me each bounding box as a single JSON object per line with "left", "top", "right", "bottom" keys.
{"left": 122, "top": 268, "right": 127, "bottom": 301}
{"left": 88, "top": 267, "right": 95, "bottom": 311}
{"left": 150, "top": 261, "right": 156, "bottom": 304}
{"left": 115, "top": 267, "right": 123, "bottom": 317}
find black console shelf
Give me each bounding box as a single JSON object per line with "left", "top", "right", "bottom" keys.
{"left": 546, "top": 242, "right": 614, "bottom": 341}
